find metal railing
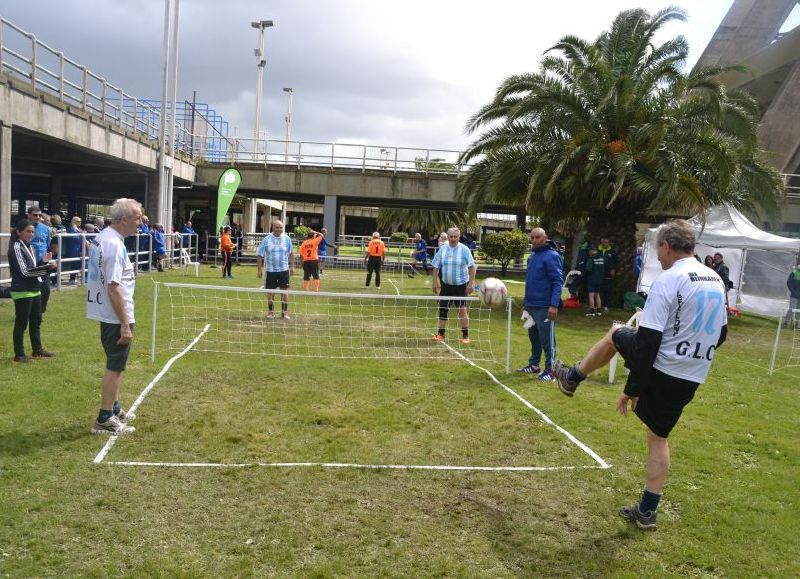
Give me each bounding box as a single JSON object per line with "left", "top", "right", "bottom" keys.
{"left": 0, "top": 232, "right": 199, "bottom": 287}
{"left": 783, "top": 173, "right": 800, "bottom": 199}
{"left": 0, "top": 16, "right": 191, "bottom": 151}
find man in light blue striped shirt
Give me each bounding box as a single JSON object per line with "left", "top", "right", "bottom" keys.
{"left": 256, "top": 221, "right": 295, "bottom": 319}
{"left": 431, "top": 227, "right": 476, "bottom": 344}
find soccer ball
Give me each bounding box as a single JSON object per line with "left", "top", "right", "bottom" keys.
{"left": 478, "top": 277, "right": 507, "bottom": 308}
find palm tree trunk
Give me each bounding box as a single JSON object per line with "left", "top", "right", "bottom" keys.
{"left": 586, "top": 204, "right": 639, "bottom": 308}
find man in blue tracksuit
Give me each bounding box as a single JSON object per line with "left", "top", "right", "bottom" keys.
{"left": 518, "top": 227, "right": 564, "bottom": 381}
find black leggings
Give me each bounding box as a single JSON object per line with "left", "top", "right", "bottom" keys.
{"left": 13, "top": 296, "right": 43, "bottom": 357}
{"left": 222, "top": 251, "right": 233, "bottom": 277}
{"left": 366, "top": 256, "right": 382, "bottom": 287}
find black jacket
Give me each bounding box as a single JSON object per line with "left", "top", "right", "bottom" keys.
{"left": 8, "top": 239, "right": 50, "bottom": 292}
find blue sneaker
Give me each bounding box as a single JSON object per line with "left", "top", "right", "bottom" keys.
{"left": 537, "top": 370, "right": 555, "bottom": 382}
{"left": 516, "top": 364, "right": 541, "bottom": 374}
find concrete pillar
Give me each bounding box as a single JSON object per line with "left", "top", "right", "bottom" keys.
{"left": 339, "top": 212, "right": 346, "bottom": 241}
{"left": 758, "top": 60, "right": 800, "bottom": 173}
{"left": 280, "top": 201, "right": 287, "bottom": 226}
{"left": 323, "top": 195, "right": 340, "bottom": 243}
{"left": 0, "top": 123, "right": 10, "bottom": 238}
{"left": 516, "top": 212, "right": 527, "bottom": 231}
{"left": 242, "top": 198, "right": 258, "bottom": 233}
{"left": 49, "top": 176, "right": 62, "bottom": 216}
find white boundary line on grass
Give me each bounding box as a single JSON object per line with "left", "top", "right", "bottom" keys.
{"left": 388, "top": 279, "right": 401, "bottom": 295}
{"left": 440, "top": 342, "right": 611, "bottom": 469}
{"left": 92, "top": 324, "right": 212, "bottom": 464}
{"left": 97, "top": 324, "right": 609, "bottom": 472}
{"left": 105, "top": 461, "right": 606, "bottom": 471}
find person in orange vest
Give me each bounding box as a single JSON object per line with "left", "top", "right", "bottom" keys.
{"left": 220, "top": 225, "right": 237, "bottom": 279}
{"left": 364, "top": 231, "right": 386, "bottom": 288}
{"left": 298, "top": 229, "right": 324, "bottom": 291}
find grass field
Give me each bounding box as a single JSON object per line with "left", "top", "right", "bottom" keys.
{"left": 1, "top": 262, "right": 798, "bottom": 576}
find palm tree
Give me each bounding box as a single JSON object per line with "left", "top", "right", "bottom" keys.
{"left": 376, "top": 208, "right": 478, "bottom": 239}
{"left": 458, "top": 7, "right": 785, "bottom": 298}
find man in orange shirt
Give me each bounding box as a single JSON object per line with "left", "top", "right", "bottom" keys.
{"left": 299, "top": 229, "right": 324, "bottom": 291}
{"left": 364, "top": 231, "right": 386, "bottom": 289}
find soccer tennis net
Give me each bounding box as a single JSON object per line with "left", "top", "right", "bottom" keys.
{"left": 154, "top": 282, "right": 510, "bottom": 365}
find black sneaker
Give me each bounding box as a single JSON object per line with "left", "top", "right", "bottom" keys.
{"left": 553, "top": 360, "right": 579, "bottom": 397}
{"left": 516, "top": 364, "right": 541, "bottom": 374}
{"left": 619, "top": 504, "right": 657, "bottom": 530}
{"left": 32, "top": 350, "right": 56, "bottom": 359}
{"left": 13, "top": 355, "right": 29, "bottom": 363}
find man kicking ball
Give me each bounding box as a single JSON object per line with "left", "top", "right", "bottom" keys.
{"left": 553, "top": 220, "right": 728, "bottom": 530}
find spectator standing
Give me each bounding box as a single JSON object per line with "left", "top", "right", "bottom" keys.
{"left": 256, "top": 221, "right": 294, "bottom": 319}
{"left": 152, "top": 224, "right": 167, "bottom": 272}
{"left": 86, "top": 198, "right": 142, "bottom": 435}
{"left": 317, "top": 227, "right": 337, "bottom": 276}
{"left": 786, "top": 258, "right": 800, "bottom": 326}
{"left": 431, "top": 227, "right": 476, "bottom": 344}
{"left": 597, "top": 237, "right": 617, "bottom": 311}
{"left": 95, "top": 216, "right": 105, "bottom": 231}
{"left": 27, "top": 206, "right": 52, "bottom": 314}
{"left": 704, "top": 255, "right": 714, "bottom": 268}
{"left": 181, "top": 220, "right": 196, "bottom": 249}
{"left": 65, "top": 216, "right": 83, "bottom": 283}
{"left": 219, "top": 225, "right": 237, "bottom": 279}
{"left": 712, "top": 253, "right": 732, "bottom": 308}
{"left": 517, "top": 227, "right": 563, "bottom": 380}
{"left": 585, "top": 246, "right": 607, "bottom": 317}
{"left": 552, "top": 220, "right": 727, "bottom": 530}
{"left": 634, "top": 247, "right": 643, "bottom": 281}
{"left": 364, "top": 231, "right": 386, "bottom": 288}
{"left": 7, "top": 219, "right": 57, "bottom": 362}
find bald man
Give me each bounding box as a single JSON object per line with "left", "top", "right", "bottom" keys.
{"left": 517, "top": 228, "right": 563, "bottom": 380}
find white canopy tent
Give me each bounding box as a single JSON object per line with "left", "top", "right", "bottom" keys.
{"left": 638, "top": 205, "right": 800, "bottom": 317}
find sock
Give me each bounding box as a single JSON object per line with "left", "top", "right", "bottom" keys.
{"left": 567, "top": 366, "right": 586, "bottom": 383}
{"left": 462, "top": 329, "right": 469, "bottom": 338}
{"left": 303, "top": 280, "right": 310, "bottom": 291}
{"left": 268, "top": 303, "right": 274, "bottom": 312}
{"left": 112, "top": 401, "right": 121, "bottom": 415}
{"left": 98, "top": 409, "right": 113, "bottom": 423}
{"left": 282, "top": 302, "right": 288, "bottom": 313}
{"left": 313, "top": 279, "right": 320, "bottom": 291}
{"left": 639, "top": 488, "right": 662, "bottom": 514}
{"left": 438, "top": 329, "right": 445, "bottom": 337}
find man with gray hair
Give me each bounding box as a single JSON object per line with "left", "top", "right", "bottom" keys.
{"left": 553, "top": 219, "right": 728, "bottom": 530}
{"left": 431, "top": 227, "right": 476, "bottom": 344}
{"left": 87, "top": 198, "right": 142, "bottom": 435}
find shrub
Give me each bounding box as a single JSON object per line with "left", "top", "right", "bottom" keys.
{"left": 390, "top": 231, "right": 408, "bottom": 243}
{"left": 480, "top": 230, "right": 529, "bottom": 275}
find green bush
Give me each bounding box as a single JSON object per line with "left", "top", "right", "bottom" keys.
{"left": 390, "top": 231, "right": 408, "bottom": 243}
{"left": 480, "top": 230, "right": 528, "bottom": 275}
{"left": 293, "top": 225, "right": 311, "bottom": 239}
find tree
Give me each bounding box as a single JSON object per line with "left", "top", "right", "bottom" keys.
{"left": 458, "top": 7, "right": 785, "bottom": 302}
{"left": 480, "top": 230, "right": 529, "bottom": 275}
{"left": 376, "top": 208, "right": 478, "bottom": 239}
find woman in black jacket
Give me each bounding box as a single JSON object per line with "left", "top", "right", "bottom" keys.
{"left": 8, "top": 219, "right": 56, "bottom": 362}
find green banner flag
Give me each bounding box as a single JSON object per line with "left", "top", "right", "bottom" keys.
{"left": 215, "top": 168, "right": 242, "bottom": 233}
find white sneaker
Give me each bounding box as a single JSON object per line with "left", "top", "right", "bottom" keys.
{"left": 116, "top": 408, "right": 136, "bottom": 423}
{"left": 92, "top": 415, "right": 135, "bottom": 435}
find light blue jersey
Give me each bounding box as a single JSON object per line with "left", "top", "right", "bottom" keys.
{"left": 432, "top": 242, "right": 475, "bottom": 285}
{"left": 257, "top": 233, "right": 293, "bottom": 272}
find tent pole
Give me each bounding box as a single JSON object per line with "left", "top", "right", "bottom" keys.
{"left": 735, "top": 248, "right": 747, "bottom": 308}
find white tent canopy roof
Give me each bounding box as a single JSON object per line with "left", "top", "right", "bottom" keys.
{"left": 688, "top": 204, "right": 800, "bottom": 252}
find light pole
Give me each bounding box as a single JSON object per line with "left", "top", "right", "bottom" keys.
{"left": 283, "top": 87, "right": 293, "bottom": 163}
{"left": 252, "top": 19, "right": 273, "bottom": 160}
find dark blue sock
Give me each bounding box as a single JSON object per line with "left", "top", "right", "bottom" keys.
{"left": 112, "top": 401, "right": 121, "bottom": 415}
{"left": 98, "top": 409, "right": 114, "bottom": 423}
{"left": 567, "top": 366, "right": 585, "bottom": 383}
{"left": 639, "top": 489, "right": 662, "bottom": 513}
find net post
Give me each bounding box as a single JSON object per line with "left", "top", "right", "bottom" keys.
{"left": 769, "top": 316, "right": 782, "bottom": 375}
{"left": 151, "top": 281, "right": 159, "bottom": 362}
{"left": 506, "top": 297, "right": 512, "bottom": 374}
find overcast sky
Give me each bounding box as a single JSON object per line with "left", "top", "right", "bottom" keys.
{"left": 2, "top": 0, "right": 743, "bottom": 152}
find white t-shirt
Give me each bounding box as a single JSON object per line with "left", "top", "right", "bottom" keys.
{"left": 639, "top": 257, "right": 727, "bottom": 383}
{"left": 86, "top": 227, "right": 136, "bottom": 324}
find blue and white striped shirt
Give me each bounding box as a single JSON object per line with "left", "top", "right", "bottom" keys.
{"left": 432, "top": 242, "right": 475, "bottom": 285}
{"left": 257, "top": 233, "right": 293, "bottom": 272}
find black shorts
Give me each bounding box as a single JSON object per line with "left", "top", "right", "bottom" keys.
{"left": 302, "top": 260, "right": 320, "bottom": 280}
{"left": 613, "top": 327, "right": 699, "bottom": 438}
{"left": 265, "top": 270, "right": 290, "bottom": 290}
{"left": 438, "top": 282, "right": 467, "bottom": 319}
{"left": 100, "top": 322, "right": 134, "bottom": 372}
